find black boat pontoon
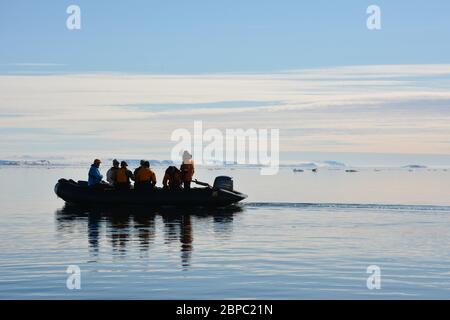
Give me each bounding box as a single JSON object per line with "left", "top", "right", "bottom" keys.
{"left": 54, "top": 176, "right": 247, "bottom": 207}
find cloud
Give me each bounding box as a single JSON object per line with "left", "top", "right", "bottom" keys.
{"left": 280, "top": 64, "right": 450, "bottom": 79}
{"left": 2, "top": 63, "right": 66, "bottom": 67}
{"left": 0, "top": 64, "right": 449, "bottom": 158}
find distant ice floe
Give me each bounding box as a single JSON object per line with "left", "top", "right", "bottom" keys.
{"left": 0, "top": 159, "right": 52, "bottom": 166}
{"left": 0, "top": 158, "right": 175, "bottom": 168}
{"left": 104, "top": 159, "right": 175, "bottom": 167}
{"left": 289, "top": 160, "right": 346, "bottom": 169}
{"left": 403, "top": 164, "right": 428, "bottom": 169}
{"left": 0, "top": 158, "right": 348, "bottom": 169}
{"left": 1, "top": 158, "right": 446, "bottom": 172}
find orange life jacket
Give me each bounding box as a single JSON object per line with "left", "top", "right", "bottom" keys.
{"left": 180, "top": 163, "right": 194, "bottom": 182}
{"left": 116, "top": 167, "right": 130, "bottom": 183}
{"left": 135, "top": 168, "right": 156, "bottom": 184}
{"left": 163, "top": 167, "right": 182, "bottom": 188}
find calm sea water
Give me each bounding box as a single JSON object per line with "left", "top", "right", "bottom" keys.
{"left": 1, "top": 166, "right": 450, "bottom": 299}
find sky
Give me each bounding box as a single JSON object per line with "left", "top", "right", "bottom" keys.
{"left": 1, "top": 0, "right": 450, "bottom": 73}
{"left": 0, "top": 1, "right": 450, "bottom": 165}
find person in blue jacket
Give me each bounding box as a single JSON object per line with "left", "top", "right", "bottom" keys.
{"left": 88, "top": 159, "right": 104, "bottom": 186}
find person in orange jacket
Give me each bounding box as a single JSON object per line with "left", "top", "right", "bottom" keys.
{"left": 180, "top": 151, "right": 195, "bottom": 190}
{"left": 115, "top": 161, "right": 134, "bottom": 190}
{"left": 135, "top": 161, "right": 157, "bottom": 190}
{"left": 163, "top": 166, "right": 182, "bottom": 190}
{"left": 134, "top": 160, "right": 145, "bottom": 178}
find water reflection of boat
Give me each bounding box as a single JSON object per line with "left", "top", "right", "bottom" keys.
{"left": 55, "top": 204, "right": 243, "bottom": 268}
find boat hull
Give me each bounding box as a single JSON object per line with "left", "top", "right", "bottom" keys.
{"left": 55, "top": 179, "right": 247, "bottom": 207}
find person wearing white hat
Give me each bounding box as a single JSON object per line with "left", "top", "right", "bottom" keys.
{"left": 180, "top": 151, "right": 195, "bottom": 190}
{"left": 106, "top": 159, "right": 120, "bottom": 186}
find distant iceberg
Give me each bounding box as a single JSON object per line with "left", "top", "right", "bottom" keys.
{"left": 105, "top": 159, "right": 175, "bottom": 167}
{"left": 0, "top": 160, "right": 20, "bottom": 166}
{"left": 322, "top": 160, "right": 346, "bottom": 167}
{"left": 0, "top": 159, "right": 51, "bottom": 166}
{"left": 0, "top": 158, "right": 176, "bottom": 168}
{"left": 403, "top": 164, "right": 427, "bottom": 169}
{"left": 290, "top": 160, "right": 347, "bottom": 169}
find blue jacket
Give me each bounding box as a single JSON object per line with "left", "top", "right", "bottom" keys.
{"left": 88, "top": 165, "right": 103, "bottom": 186}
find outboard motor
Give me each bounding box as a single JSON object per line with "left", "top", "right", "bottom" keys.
{"left": 213, "top": 176, "right": 234, "bottom": 191}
